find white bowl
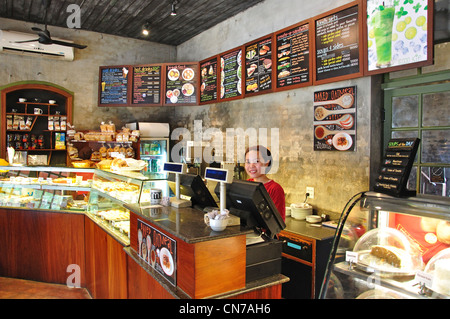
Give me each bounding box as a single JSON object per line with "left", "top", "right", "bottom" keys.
{"left": 19, "top": 98, "right": 27, "bottom": 102}
{"left": 49, "top": 100, "right": 56, "bottom": 104}
{"left": 210, "top": 218, "right": 228, "bottom": 231}
{"left": 306, "top": 215, "right": 322, "bottom": 224}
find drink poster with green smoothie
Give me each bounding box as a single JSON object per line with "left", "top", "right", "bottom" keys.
{"left": 367, "top": 0, "right": 429, "bottom": 71}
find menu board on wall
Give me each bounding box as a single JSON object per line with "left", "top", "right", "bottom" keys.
{"left": 374, "top": 138, "right": 420, "bottom": 197}
{"left": 137, "top": 219, "right": 177, "bottom": 286}
{"left": 132, "top": 65, "right": 162, "bottom": 105}
{"left": 99, "top": 66, "right": 130, "bottom": 106}
{"left": 364, "top": 0, "right": 433, "bottom": 75}
{"left": 275, "top": 22, "right": 312, "bottom": 91}
{"left": 314, "top": 4, "right": 363, "bottom": 84}
{"left": 219, "top": 48, "right": 243, "bottom": 101}
{"left": 313, "top": 86, "right": 356, "bottom": 151}
{"left": 199, "top": 57, "right": 219, "bottom": 104}
{"left": 244, "top": 36, "right": 274, "bottom": 96}
{"left": 164, "top": 63, "right": 198, "bottom": 105}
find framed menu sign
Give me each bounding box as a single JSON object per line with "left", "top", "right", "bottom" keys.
{"left": 374, "top": 138, "right": 420, "bottom": 197}
{"left": 137, "top": 219, "right": 177, "bottom": 286}
{"left": 244, "top": 35, "right": 275, "bottom": 96}
{"left": 314, "top": 2, "right": 364, "bottom": 84}
{"left": 164, "top": 63, "right": 198, "bottom": 106}
{"left": 132, "top": 64, "right": 162, "bottom": 106}
{"left": 199, "top": 57, "right": 219, "bottom": 104}
{"left": 219, "top": 47, "right": 243, "bottom": 101}
{"left": 313, "top": 86, "right": 356, "bottom": 151}
{"left": 275, "top": 21, "right": 313, "bottom": 91}
{"left": 364, "top": 0, "right": 433, "bottom": 75}
{"left": 99, "top": 66, "right": 131, "bottom": 106}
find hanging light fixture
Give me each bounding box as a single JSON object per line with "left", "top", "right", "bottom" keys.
{"left": 142, "top": 22, "right": 150, "bottom": 36}
{"left": 171, "top": 1, "right": 178, "bottom": 16}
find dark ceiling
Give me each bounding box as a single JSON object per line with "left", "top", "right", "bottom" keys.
{"left": 0, "top": 0, "right": 265, "bottom": 46}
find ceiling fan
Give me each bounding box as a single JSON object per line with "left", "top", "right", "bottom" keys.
{"left": 14, "top": 0, "right": 87, "bottom": 50}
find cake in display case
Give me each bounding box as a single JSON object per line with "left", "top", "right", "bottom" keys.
{"left": 320, "top": 192, "right": 450, "bottom": 299}
{"left": 352, "top": 228, "right": 424, "bottom": 277}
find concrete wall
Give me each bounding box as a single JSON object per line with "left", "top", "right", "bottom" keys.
{"left": 0, "top": 17, "right": 177, "bottom": 129}
{"left": 175, "top": 0, "right": 381, "bottom": 217}
{"left": 0, "top": 0, "right": 382, "bottom": 217}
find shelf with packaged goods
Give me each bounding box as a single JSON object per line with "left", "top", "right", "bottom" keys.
{"left": 320, "top": 192, "right": 450, "bottom": 300}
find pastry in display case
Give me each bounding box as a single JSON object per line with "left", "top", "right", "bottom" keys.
{"left": 320, "top": 192, "right": 450, "bottom": 299}
{"left": 0, "top": 166, "right": 93, "bottom": 211}
{"left": 352, "top": 228, "right": 424, "bottom": 277}
{"left": 86, "top": 189, "right": 131, "bottom": 245}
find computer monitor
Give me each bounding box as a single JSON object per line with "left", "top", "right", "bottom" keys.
{"left": 167, "top": 173, "right": 218, "bottom": 210}
{"left": 228, "top": 180, "right": 286, "bottom": 239}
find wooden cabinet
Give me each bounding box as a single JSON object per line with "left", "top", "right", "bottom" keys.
{"left": 84, "top": 216, "right": 128, "bottom": 299}
{"left": 0, "top": 209, "right": 85, "bottom": 286}
{"left": 1, "top": 83, "right": 73, "bottom": 166}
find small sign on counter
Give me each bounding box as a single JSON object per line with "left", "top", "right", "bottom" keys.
{"left": 374, "top": 138, "right": 420, "bottom": 197}
{"left": 137, "top": 219, "right": 177, "bottom": 286}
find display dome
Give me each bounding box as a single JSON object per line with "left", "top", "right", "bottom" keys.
{"left": 424, "top": 247, "right": 450, "bottom": 296}
{"left": 352, "top": 228, "right": 424, "bottom": 276}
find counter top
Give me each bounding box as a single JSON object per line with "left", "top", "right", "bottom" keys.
{"left": 125, "top": 203, "right": 253, "bottom": 244}
{"left": 283, "top": 217, "right": 336, "bottom": 241}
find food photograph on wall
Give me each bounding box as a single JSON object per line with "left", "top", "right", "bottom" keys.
{"left": 313, "top": 86, "right": 356, "bottom": 151}
{"left": 365, "top": 0, "right": 433, "bottom": 73}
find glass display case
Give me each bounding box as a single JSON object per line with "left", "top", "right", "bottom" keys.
{"left": 0, "top": 166, "right": 170, "bottom": 246}
{"left": 0, "top": 166, "right": 94, "bottom": 211}
{"left": 91, "top": 169, "right": 169, "bottom": 205}
{"left": 320, "top": 191, "right": 450, "bottom": 299}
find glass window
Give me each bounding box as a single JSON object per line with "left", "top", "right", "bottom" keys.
{"left": 392, "top": 95, "right": 419, "bottom": 128}
{"left": 422, "top": 92, "right": 450, "bottom": 127}
{"left": 383, "top": 76, "right": 450, "bottom": 197}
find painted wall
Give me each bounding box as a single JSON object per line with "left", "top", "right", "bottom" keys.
{"left": 0, "top": 0, "right": 382, "bottom": 217}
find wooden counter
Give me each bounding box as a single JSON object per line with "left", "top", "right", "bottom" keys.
{"left": 0, "top": 204, "right": 287, "bottom": 299}
{"left": 126, "top": 204, "right": 287, "bottom": 299}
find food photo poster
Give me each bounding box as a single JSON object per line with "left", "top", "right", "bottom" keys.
{"left": 313, "top": 86, "right": 357, "bottom": 151}
{"left": 366, "top": 0, "right": 432, "bottom": 73}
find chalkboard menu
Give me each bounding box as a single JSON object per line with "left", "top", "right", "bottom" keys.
{"left": 199, "top": 57, "right": 218, "bottom": 104}
{"left": 313, "top": 86, "right": 356, "bottom": 151}
{"left": 219, "top": 48, "right": 243, "bottom": 101}
{"left": 275, "top": 22, "right": 312, "bottom": 90}
{"left": 314, "top": 4, "right": 362, "bottom": 83}
{"left": 374, "top": 138, "right": 420, "bottom": 197}
{"left": 164, "top": 63, "right": 198, "bottom": 105}
{"left": 137, "top": 218, "right": 177, "bottom": 286}
{"left": 99, "top": 66, "right": 130, "bottom": 106}
{"left": 132, "top": 65, "right": 162, "bottom": 105}
{"left": 244, "top": 36, "right": 274, "bottom": 96}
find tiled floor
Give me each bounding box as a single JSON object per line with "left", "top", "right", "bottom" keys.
{"left": 0, "top": 277, "right": 91, "bottom": 299}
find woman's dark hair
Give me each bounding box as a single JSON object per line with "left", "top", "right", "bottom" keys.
{"left": 245, "top": 145, "right": 272, "bottom": 172}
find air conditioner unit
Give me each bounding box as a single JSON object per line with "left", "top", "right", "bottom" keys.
{"left": 0, "top": 30, "right": 74, "bottom": 61}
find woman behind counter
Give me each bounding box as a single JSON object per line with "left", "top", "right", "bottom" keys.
{"left": 245, "top": 145, "right": 286, "bottom": 221}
